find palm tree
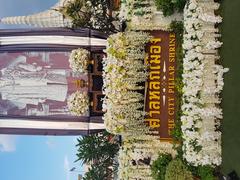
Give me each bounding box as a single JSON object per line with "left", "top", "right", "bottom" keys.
{"left": 58, "top": 0, "right": 91, "bottom": 27}
{"left": 75, "top": 131, "right": 119, "bottom": 179}
{"left": 75, "top": 131, "right": 119, "bottom": 164}
{"left": 82, "top": 163, "right": 110, "bottom": 180}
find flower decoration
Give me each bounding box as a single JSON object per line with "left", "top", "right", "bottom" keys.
{"left": 103, "top": 31, "right": 151, "bottom": 135}
{"left": 69, "top": 48, "right": 90, "bottom": 74}
{"left": 67, "top": 91, "right": 89, "bottom": 116}
{"left": 181, "top": 0, "right": 227, "bottom": 167}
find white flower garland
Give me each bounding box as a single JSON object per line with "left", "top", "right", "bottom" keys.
{"left": 181, "top": 0, "right": 228, "bottom": 167}
{"left": 119, "top": 0, "right": 182, "bottom": 31}
{"left": 69, "top": 48, "right": 90, "bottom": 74}
{"left": 118, "top": 135, "right": 176, "bottom": 180}
{"left": 67, "top": 91, "right": 89, "bottom": 116}
{"left": 103, "top": 31, "right": 151, "bottom": 135}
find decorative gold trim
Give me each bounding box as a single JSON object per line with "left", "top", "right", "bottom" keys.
{"left": 89, "top": 59, "right": 94, "bottom": 65}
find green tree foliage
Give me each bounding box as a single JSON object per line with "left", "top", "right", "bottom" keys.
{"left": 82, "top": 163, "right": 110, "bottom": 180}
{"left": 151, "top": 153, "right": 173, "bottom": 180}
{"left": 58, "top": 0, "right": 118, "bottom": 33}
{"left": 154, "top": 0, "right": 186, "bottom": 16}
{"left": 197, "top": 165, "right": 215, "bottom": 180}
{"left": 165, "top": 159, "right": 194, "bottom": 180}
{"left": 58, "top": 0, "right": 91, "bottom": 27}
{"left": 75, "top": 131, "right": 119, "bottom": 179}
{"left": 75, "top": 131, "right": 119, "bottom": 164}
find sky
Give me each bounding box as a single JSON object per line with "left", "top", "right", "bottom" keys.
{"left": 0, "top": 0, "right": 57, "bottom": 28}
{"left": 0, "top": 1, "right": 82, "bottom": 180}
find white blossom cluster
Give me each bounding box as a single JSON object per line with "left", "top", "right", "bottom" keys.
{"left": 181, "top": 0, "right": 228, "bottom": 167}
{"left": 103, "top": 31, "right": 177, "bottom": 179}
{"left": 119, "top": 0, "right": 154, "bottom": 23}
{"left": 85, "top": 1, "right": 112, "bottom": 30}
{"left": 103, "top": 31, "right": 151, "bottom": 135}
{"left": 119, "top": 0, "right": 182, "bottom": 31}
{"left": 67, "top": 91, "right": 89, "bottom": 116}
{"left": 69, "top": 48, "right": 89, "bottom": 74}
{"left": 118, "top": 135, "right": 175, "bottom": 180}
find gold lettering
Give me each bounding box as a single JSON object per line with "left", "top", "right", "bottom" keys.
{"left": 169, "top": 52, "right": 175, "bottom": 58}
{"left": 150, "top": 101, "right": 160, "bottom": 110}
{"left": 169, "top": 57, "right": 175, "bottom": 63}
{"left": 150, "top": 46, "right": 161, "bottom": 54}
{"left": 168, "top": 119, "right": 175, "bottom": 135}
{"left": 150, "top": 38, "right": 161, "bottom": 44}
{"left": 145, "top": 118, "right": 160, "bottom": 128}
{"left": 168, "top": 97, "right": 175, "bottom": 116}
{"left": 169, "top": 33, "right": 175, "bottom": 38}
{"left": 150, "top": 65, "right": 161, "bottom": 70}
{"left": 149, "top": 110, "right": 160, "bottom": 117}
{"left": 168, "top": 88, "right": 174, "bottom": 94}
{"left": 149, "top": 81, "right": 160, "bottom": 90}
{"left": 168, "top": 108, "right": 175, "bottom": 116}
{"left": 150, "top": 71, "right": 160, "bottom": 80}
{"left": 169, "top": 66, "right": 175, "bottom": 71}
{"left": 169, "top": 47, "right": 175, "bottom": 52}
{"left": 150, "top": 55, "right": 161, "bottom": 64}
{"left": 149, "top": 91, "right": 160, "bottom": 100}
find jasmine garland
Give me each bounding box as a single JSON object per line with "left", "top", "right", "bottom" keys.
{"left": 69, "top": 48, "right": 90, "bottom": 74}
{"left": 103, "top": 31, "right": 151, "bottom": 135}
{"left": 181, "top": 0, "right": 228, "bottom": 167}
{"left": 67, "top": 91, "right": 89, "bottom": 116}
